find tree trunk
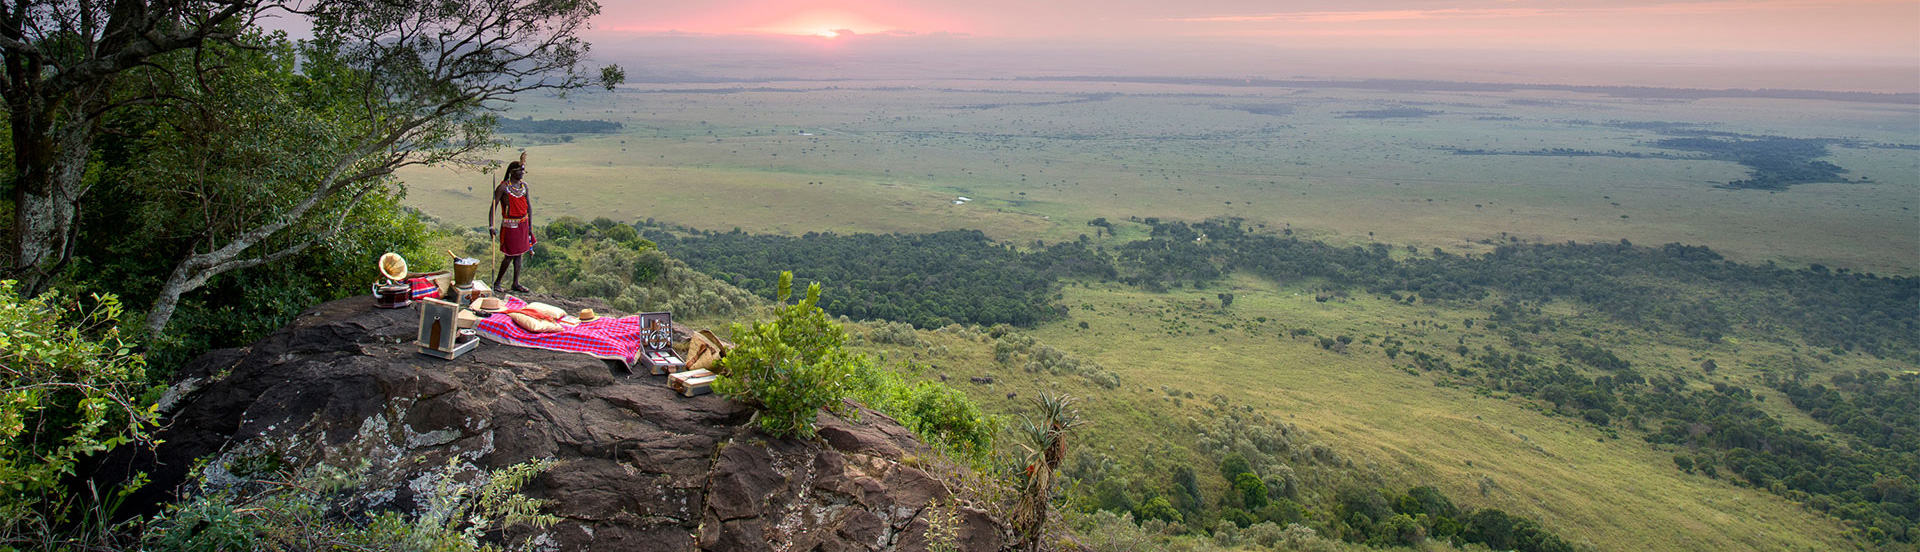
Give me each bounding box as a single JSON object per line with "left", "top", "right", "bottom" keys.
{"left": 143, "top": 262, "right": 194, "bottom": 337}
{"left": 8, "top": 96, "right": 98, "bottom": 296}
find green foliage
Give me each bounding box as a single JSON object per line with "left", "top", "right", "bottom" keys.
{"left": 921, "top": 497, "right": 962, "bottom": 552}
{"left": 642, "top": 223, "right": 1113, "bottom": 328}
{"left": 1446, "top": 336, "right": 1918, "bottom": 541}
{"left": 1119, "top": 218, "right": 1918, "bottom": 361}
{"left": 1462, "top": 508, "right": 1575, "bottom": 552}
{"left": 1653, "top": 135, "right": 1850, "bottom": 190}
{"left": 1219, "top": 452, "right": 1252, "bottom": 482}
{"left": 1306, "top": 485, "right": 1580, "bottom": 552}
{"left": 716, "top": 272, "right": 862, "bottom": 438}
{"left": 847, "top": 368, "right": 998, "bottom": 464}
{"left": 1258, "top": 500, "right": 1306, "bottom": 527}
{"left": 1089, "top": 479, "right": 1136, "bottom": 514}
{"left": 1220, "top": 507, "right": 1257, "bottom": 529}
{"left": 77, "top": 31, "right": 437, "bottom": 373}
{"left": 1170, "top": 466, "right": 1204, "bottom": 516}
{"left": 1014, "top": 392, "right": 1088, "bottom": 551}
{"left": 992, "top": 331, "right": 1123, "bottom": 389}
{"left": 0, "top": 282, "right": 156, "bottom": 545}
{"left": 1066, "top": 511, "right": 1162, "bottom": 552}
{"left": 146, "top": 457, "right": 560, "bottom": 552}
{"left": 1134, "top": 496, "right": 1182, "bottom": 525}
{"left": 1768, "top": 372, "right": 1920, "bottom": 541}
{"left": 1234, "top": 472, "right": 1270, "bottom": 510}
{"left": 492, "top": 219, "right": 755, "bottom": 318}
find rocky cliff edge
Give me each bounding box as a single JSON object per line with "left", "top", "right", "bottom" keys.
{"left": 103, "top": 296, "right": 1003, "bottom": 551}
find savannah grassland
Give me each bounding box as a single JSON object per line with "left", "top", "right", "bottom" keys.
{"left": 399, "top": 81, "right": 1918, "bottom": 551}
{"left": 400, "top": 80, "right": 1919, "bottom": 275}
{"left": 836, "top": 270, "right": 1899, "bottom": 552}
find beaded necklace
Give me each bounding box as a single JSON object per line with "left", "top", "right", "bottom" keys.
{"left": 504, "top": 180, "right": 527, "bottom": 198}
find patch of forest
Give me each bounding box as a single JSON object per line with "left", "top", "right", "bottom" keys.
{"left": 1117, "top": 218, "right": 1917, "bottom": 360}
{"left": 946, "top": 93, "right": 1117, "bottom": 110}
{"left": 1455, "top": 126, "right": 1862, "bottom": 190}
{"left": 1652, "top": 135, "right": 1855, "bottom": 189}
{"left": 652, "top": 216, "right": 1915, "bottom": 360}
{"left": 1065, "top": 381, "right": 1577, "bottom": 551}
{"left": 1229, "top": 103, "right": 1295, "bottom": 116}
{"left": 1451, "top": 147, "right": 1693, "bottom": 159}
{"left": 1408, "top": 337, "right": 1919, "bottom": 544}
{"left": 495, "top": 116, "right": 623, "bottom": 134}
{"left": 1599, "top": 120, "right": 1709, "bottom": 131}
{"left": 638, "top": 223, "right": 1112, "bottom": 328}
{"left": 1338, "top": 108, "right": 1441, "bottom": 119}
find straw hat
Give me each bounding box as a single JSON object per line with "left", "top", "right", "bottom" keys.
{"left": 576, "top": 308, "right": 598, "bottom": 322}
{"left": 473, "top": 297, "right": 508, "bottom": 312}
{"left": 378, "top": 252, "right": 409, "bottom": 281}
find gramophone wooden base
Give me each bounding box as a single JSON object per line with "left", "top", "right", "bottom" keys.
{"left": 417, "top": 337, "right": 479, "bottom": 360}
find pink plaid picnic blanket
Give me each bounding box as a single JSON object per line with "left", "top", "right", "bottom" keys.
{"left": 475, "top": 296, "right": 644, "bottom": 366}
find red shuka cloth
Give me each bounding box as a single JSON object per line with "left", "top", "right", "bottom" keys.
{"left": 503, "top": 193, "right": 529, "bottom": 218}
{"left": 499, "top": 189, "right": 533, "bottom": 255}
{"left": 475, "top": 296, "right": 645, "bottom": 366}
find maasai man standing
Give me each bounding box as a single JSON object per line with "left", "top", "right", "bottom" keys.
{"left": 489, "top": 151, "right": 535, "bottom": 293}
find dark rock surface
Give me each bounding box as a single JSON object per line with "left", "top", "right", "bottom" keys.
{"left": 103, "top": 295, "right": 1002, "bottom": 551}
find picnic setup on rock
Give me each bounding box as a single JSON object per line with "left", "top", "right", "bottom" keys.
{"left": 368, "top": 153, "right": 731, "bottom": 395}
{"left": 374, "top": 248, "right": 729, "bottom": 397}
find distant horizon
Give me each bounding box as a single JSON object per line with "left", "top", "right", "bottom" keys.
{"left": 584, "top": 33, "right": 1920, "bottom": 94}
{"left": 588, "top": 0, "right": 1917, "bottom": 58}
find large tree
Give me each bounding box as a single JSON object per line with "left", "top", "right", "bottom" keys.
{"left": 128, "top": 0, "right": 620, "bottom": 334}
{"left": 1, "top": 0, "right": 259, "bottom": 295}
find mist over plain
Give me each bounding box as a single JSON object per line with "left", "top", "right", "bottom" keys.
{"left": 590, "top": 34, "right": 1920, "bottom": 94}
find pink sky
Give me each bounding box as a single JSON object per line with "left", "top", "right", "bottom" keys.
{"left": 593, "top": 0, "right": 1917, "bottom": 60}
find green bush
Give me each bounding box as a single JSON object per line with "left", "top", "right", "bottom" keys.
{"left": 1219, "top": 452, "right": 1252, "bottom": 482}
{"left": 1134, "top": 496, "right": 1182, "bottom": 525}
{"left": 0, "top": 281, "right": 156, "bottom": 545}
{"left": 716, "top": 272, "right": 862, "bottom": 438}
{"left": 146, "top": 457, "right": 559, "bottom": 552}
{"left": 1234, "top": 472, "right": 1270, "bottom": 510}
{"left": 847, "top": 365, "right": 997, "bottom": 464}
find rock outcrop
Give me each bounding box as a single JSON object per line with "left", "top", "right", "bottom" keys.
{"left": 107, "top": 296, "right": 1003, "bottom": 551}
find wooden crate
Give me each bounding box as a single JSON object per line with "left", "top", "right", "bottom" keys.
{"left": 669, "top": 369, "right": 717, "bottom": 397}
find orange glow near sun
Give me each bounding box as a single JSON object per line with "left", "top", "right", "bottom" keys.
{"left": 592, "top": 2, "right": 980, "bottom": 39}
{"left": 591, "top": 1, "right": 982, "bottom": 38}
{"left": 740, "top": 6, "right": 916, "bottom": 38}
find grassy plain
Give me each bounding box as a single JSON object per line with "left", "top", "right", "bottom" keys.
{"left": 400, "top": 80, "right": 1918, "bottom": 275}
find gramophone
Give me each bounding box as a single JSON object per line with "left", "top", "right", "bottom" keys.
{"left": 374, "top": 253, "right": 413, "bottom": 309}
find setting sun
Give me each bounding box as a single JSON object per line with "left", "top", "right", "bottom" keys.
{"left": 816, "top": 29, "right": 841, "bottom": 39}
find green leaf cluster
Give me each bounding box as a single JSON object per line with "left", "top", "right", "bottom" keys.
{"left": 715, "top": 272, "right": 863, "bottom": 438}
{"left": 78, "top": 30, "right": 437, "bottom": 372}
{"left": 845, "top": 363, "right": 998, "bottom": 465}
{"left": 0, "top": 281, "right": 156, "bottom": 543}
